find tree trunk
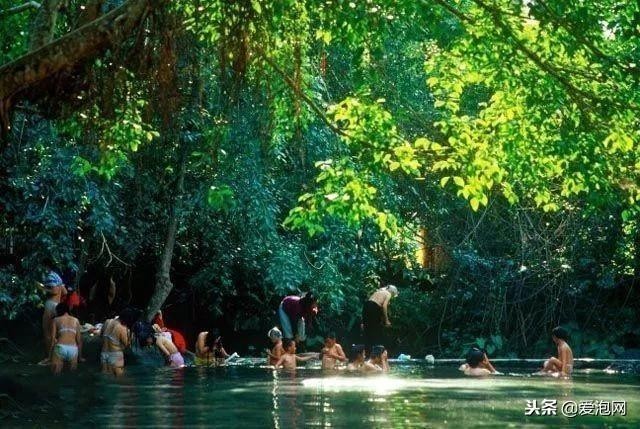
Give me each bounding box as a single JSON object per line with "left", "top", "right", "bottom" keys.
{"left": 145, "top": 152, "right": 187, "bottom": 321}
{"left": 0, "top": 0, "right": 157, "bottom": 133}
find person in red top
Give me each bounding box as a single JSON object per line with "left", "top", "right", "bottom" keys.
{"left": 278, "top": 291, "right": 318, "bottom": 342}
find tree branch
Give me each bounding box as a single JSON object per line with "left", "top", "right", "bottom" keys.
{"left": 254, "top": 46, "right": 349, "bottom": 138}
{"left": 0, "top": 1, "right": 40, "bottom": 18}
{"left": 0, "top": 0, "right": 160, "bottom": 133}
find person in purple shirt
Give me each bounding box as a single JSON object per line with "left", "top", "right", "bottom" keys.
{"left": 278, "top": 291, "right": 318, "bottom": 342}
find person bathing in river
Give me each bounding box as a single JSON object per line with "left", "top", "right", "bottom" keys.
{"left": 362, "top": 283, "right": 398, "bottom": 354}
{"left": 459, "top": 347, "right": 497, "bottom": 376}
{"left": 37, "top": 258, "right": 67, "bottom": 365}
{"left": 100, "top": 308, "right": 137, "bottom": 376}
{"left": 321, "top": 332, "right": 347, "bottom": 370}
{"left": 149, "top": 325, "right": 184, "bottom": 368}
{"left": 278, "top": 291, "right": 318, "bottom": 345}
{"left": 273, "top": 338, "right": 318, "bottom": 370}
{"left": 266, "top": 327, "right": 285, "bottom": 365}
{"left": 50, "top": 303, "right": 83, "bottom": 374}
{"left": 367, "top": 345, "right": 390, "bottom": 372}
{"left": 346, "top": 344, "right": 379, "bottom": 372}
{"left": 541, "top": 326, "right": 574, "bottom": 377}
{"left": 195, "top": 329, "right": 230, "bottom": 366}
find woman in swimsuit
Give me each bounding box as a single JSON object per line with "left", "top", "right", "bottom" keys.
{"left": 50, "top": 303, "right": 82, "bottom": 374}
{"left": 100, "top": 308, "right": 137, "bottom": 376}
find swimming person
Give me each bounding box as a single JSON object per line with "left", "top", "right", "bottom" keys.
{"left": 100, "top": 308, "right": 137, "bottom": 376}
{"left": 38, "top": 258, "right": 67, "bottom": 365}
{"left": 321, "top": 333, "right": 347, "bottom": 369}
{"left": 542, "top": 326, "right": 574, "bottom": 377}
{"left": 49, "top": 303, "right": 82, "bottom": 374}
{"left": 273, "top": 338, "right": 317, "bottom": 370}
{"left": 367, "top": 345, "right": 390, "bottom": 372}
{"left": 362, "top": 284, "right": 398, "bottom": 353}
{"left": 267, "top": 327, "right": 285, "bottom": 365}
{"left": 278, "top": 291, "right": 318, "bottom": 343}
{"left": 459, "top": 348, "right": 497, "bottom": 376}
{"left": 195, "top": 329, "right": 230, "bottom": 366}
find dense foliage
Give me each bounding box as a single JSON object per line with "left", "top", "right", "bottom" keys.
{"left": 0, "top": 0, "right": 638, "bottom": 357}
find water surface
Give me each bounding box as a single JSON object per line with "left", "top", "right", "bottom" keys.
{"left": 3, "top": 360, "right": 639, "bottom": 428}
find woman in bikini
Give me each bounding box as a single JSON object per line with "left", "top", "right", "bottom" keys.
{"left": 100, "top": 308, "right": 137, "bottom": 376}
{"left": 50, "top": 303, "right": 82, "bottom": 374}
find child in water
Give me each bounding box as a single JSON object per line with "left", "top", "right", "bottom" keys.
{"left": 542, "top": 326, "right": 574, "bottom": 377}
{"left": 459, "top": 347, "right": 497, "bottom": 376}
{"left": 321, "top": 332, "right": 347, "bottom": 369}
{"left": 266, "top": 327, "right": 285, "bottom": 365}
{"left": 273, "top": 338, "right": 317, "bottom": 370}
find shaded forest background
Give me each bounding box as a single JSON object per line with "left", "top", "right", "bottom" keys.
{"left": 0, "top": 0, "right": 639, "bottom": 358}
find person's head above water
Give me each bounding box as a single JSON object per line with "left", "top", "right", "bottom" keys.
{"left": 370, "top": 345, "right": 386, "bottom": 358}
{"left": 206, "top": 329, "right": 222, "bottom": 349}
{"left": 349, "top": 344, "right": 365, "bottom": 362}
{"left": 54, "top": 302, "right": 69, "bottom": 318}
{"left": 282, "top": 338, "right": 296, "bottom": 353}
{"left": 324, "top": 332, "right": 337, "bottom": 347}
{"left": 552, "top": 326, "right": 569, "bottom": 342}
{"left": 465, "top": 348, "right": 485, "bottom": 368}
{"left": 268, "top": 327, "right": 282, "bottom": 342}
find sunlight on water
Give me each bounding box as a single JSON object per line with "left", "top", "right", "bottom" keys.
{"left": 2, "top": 361, "right": 638, "bottom": 428}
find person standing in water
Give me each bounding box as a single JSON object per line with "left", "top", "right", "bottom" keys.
{"left": 321, "top": 333, "right": 347, "bottom": 370}
{"left": 49, "top": 303, "right": 83, "bottom": 374}
{"left": 38, "top": 258, "right": 67, "bottom": 365}
{"left": 278, "top": 291, "right": 318, "bottom": 343}
{"left": 362, "top": 283, "right": 398, "bottom": 353}
{"left": 100, "top": 308, "right": 137, "bottom": 376}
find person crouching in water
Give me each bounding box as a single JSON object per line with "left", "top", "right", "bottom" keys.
{"left": 367, "top": 345, "right": 390, "bottom": 372}
{"left": 267, "top": 327, "right": 285, "bottom": 365}
{"left": 100, "top": 308, "right": 137, "bottom": 376}
{"left": 149, "top": 325, "right": 184, "bottom": 368}
{"left": 542, "top": 326, "right": 574, "bottom": 377}
{"left": 459, "top": 348, "right": 497, "bottom": 376}
{"left": 50, "top": 303, "right": 83, "bottom": 374}
{"left": 274, "top": 339, "right": 317, "bottom": 370}
{"left": 321, "top": 332, "right": 347, "bottom": 370}
{"left": 195, "top": 329, "right": 229, "bottom": 366}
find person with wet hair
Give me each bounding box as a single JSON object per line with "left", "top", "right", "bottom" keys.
{"left": 195, "top": 329, "right": 230, "bottom": 366}
{"left": 459, "top": 347, "right": 497, "bottom": 376}
{"left": 362, "top": 282, "right": 398, "bottom": 353}
{"left": 266, "top": 327, "right": 285, "bottom": 365}
{"left": 278, "top": 291, "right": 319, "bottom": 343}
{"left": 100, "top": 307, "right": 137, "bottom": 376}
{"left": 542, "top": 326, "right": 574, "bottom": 376}
{"left": 367, "top": 345, "right": 390, "bottom": 372}
{"left": 347, "top": 344, "right": 378, "bottom": 372}
{"left": 50, "top": 303, "right": 83, "bottom": 374}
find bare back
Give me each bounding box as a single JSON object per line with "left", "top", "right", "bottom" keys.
{"left": 54, "top": 315, "right": 80, "bottom": 346}
{"left": 369, "top": 289, "right": 391, "bottom": 307}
